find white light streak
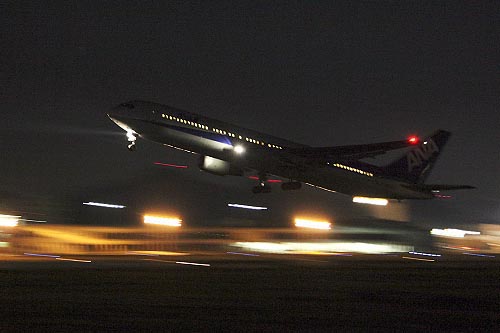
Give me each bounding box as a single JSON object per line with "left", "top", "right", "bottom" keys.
{"left": 175, "top": 261, "right": 210, "bottom": 267}
{"left": 56, "top": 258, "right": 92, "bottom": 263}
{"left": 408, "top": 251, "right": 441, "bottom": 257}
{"left": 144, "top": 215, "right": 182, "bottom": 227}
{"left": 232, "top": 242, "right": 412, "bottom": 254}
{"left": 19, "top": 219, "right": 47, "bottom": 223}
{"left": 0, "top": 214, "right": 20, "bottom": 227}
{"left": 24, "top": 253, "right": 60, "bottom": 258}
{"left": 294, "top": 218, "right": 331, "bottom": 230}
{"left": 304, "top": 183, "right": 337, "bottom": 193}
{"left": 82, "top": 202, "right": 126, "bottom": 209}
{"left": 430, "top": 228, "right": 480, "bottom": 238}
{"left": 227, "top": 203, "right": 268, "bottom": 210}
{"left": 352, "top": 196, "right": 389, "bottom": 206}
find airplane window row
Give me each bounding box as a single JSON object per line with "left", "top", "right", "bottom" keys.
{"left": 160, "top": 113, "right": 284, "bottom": 150}
{"left": 331, "top": 163, "right": 374, "bottom": 177}
{"left": 120, "top": 103, "right": 135, "bottom": 109}
{"left": 161, "top": 113, "right": 210, "bottom": 130}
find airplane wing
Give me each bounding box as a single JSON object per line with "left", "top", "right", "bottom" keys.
{"left": 285, "top": 139, "right": 413, "bottom": 161}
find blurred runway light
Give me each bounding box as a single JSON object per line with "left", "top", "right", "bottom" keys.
{"left": 227, "top": 252, "right": 260, "bottom": 257}
{"left": 232, "top": 242, "right": 412, "bottom": 254}
{"left": 408, "top": 251, "right": 441, "bottom": 257}
{"left": 430, "top": 228, "right": 480, "bottom": 238}
{"left": 142, "top": 259, "right": 175, "bottom": 263}
{"left": 82, "top": 202, "right": 126, "bottom": 209}
{"left": 144, "top": 215, "right": 182, "bottom": 227}
{"left": 227, "top": 203, "right": 268, "bottom": 210}
{"left": 56, "top": 258, "right": 92, "bottom": 263}
{"left": 294, "top": 218, "right": 331, "bottom": 230}
{"left": 19, "top": 218, "right": 47, "bottom": 223}
{"left": 352, "top": 196, "right": 389, "bottom": 206}
{"left": 0, "top": 214, "right": 20, "bottom": 227}
{"left": 402, "top": 256, "right": 435, "bottom": 262}
{"left": 304, "top": 183, "right": 337, "bottom": 193}
{"left": 24, "top": 253, "right": 60, "bottom": 258}
{"left": 463, "top": 252, "right": 495, "bottom": 258}
{"left": 129, "top": 251, "right": 187, "bottom": 256}
{"left": 127, "top": 251, "right": 160, "bottom": 256}
{"left": 175, "top": 261, "right": 210, "bottom": 267}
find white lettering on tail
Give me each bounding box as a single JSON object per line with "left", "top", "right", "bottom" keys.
{"left": 407, "top": 139, "right": 439, "bottom": 172}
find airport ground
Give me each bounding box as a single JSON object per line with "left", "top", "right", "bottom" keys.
{"left": 1, "top": 252, "right": 498, "bottom": 332}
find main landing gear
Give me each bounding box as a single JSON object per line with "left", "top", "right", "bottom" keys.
{"left": 252, "top": 173, "right": 272, "bottom": 194}
{"left": 127, "top": 131, "right": 137, "bottom": 151}
{"left": 251, "top": 173, "right": 302, "bottom": 193}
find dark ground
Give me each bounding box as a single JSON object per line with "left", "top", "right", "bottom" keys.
{"left": 1, "top": 254, "right": 498, "bottom": 332}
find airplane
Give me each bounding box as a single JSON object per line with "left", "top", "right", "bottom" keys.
{"left": 108, "top": 100, "right": 474, "bottom": 201}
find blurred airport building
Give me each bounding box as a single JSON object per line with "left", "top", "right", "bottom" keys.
{"left": 2, "top": 204, "right": 499, "bottom": 256}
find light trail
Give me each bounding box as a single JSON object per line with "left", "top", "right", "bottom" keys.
{"left": 227, "top": 203, "right": 268, "bottom": 210}
{"left": 144, "top": 215, "right": 182, "bottom": 227}
{"left": 154, "top": 162, "right": 188, "bottom": 168}
{"left": 175, "top": 261, "right": 211, "bottom": 267}
{"left": 82, "top": 202, "right": 126, "bottom": 209}
{"left": 294, "top": 218, "right": 331, "bottom": 230}
{"left": 56, "top": 258, "right": 92, "bottom": 263}
{"left": 401, "top": 256, "right": 435, "bottom": 262}
{"left": 24, "top": 253, "right": 60, "bottom": 258}
{"left": 352, "top": 196, "right": 388, "bottom": 206}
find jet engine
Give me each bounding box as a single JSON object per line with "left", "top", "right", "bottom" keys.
{"left": 198, "top": 155, "right": 243, "bottom": 176}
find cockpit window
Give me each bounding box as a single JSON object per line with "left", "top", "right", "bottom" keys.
{"left": 120, "top": 103, "right": 135, "bottom": 109}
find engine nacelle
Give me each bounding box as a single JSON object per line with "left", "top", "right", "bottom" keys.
{"left": 198, "top": 155, "right": 243, "bottom": 176}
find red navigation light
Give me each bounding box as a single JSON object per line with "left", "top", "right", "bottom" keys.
{"left": 154, "top": 162, "right": 188, "bottom": 169}
{"left": 408, "top": 135, "right": 419, "bottom": 145}
{"left": 248, "top": 176, "right": 282, "bottom": 183}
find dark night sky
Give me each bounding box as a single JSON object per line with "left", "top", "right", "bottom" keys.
{"left": 1, "top": 1, "right": 499, "bottom": 227}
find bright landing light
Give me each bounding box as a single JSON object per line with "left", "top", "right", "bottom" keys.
{"left": 294, "top": 218, "right": 331, "bottom": 230}
{"left": 352, "top": 196, "right": 388, "bottom": 206}
{"left": 82, "top": 202, "right": 126, "bottom": 209}
{"left": 227, "top": 203, "right": 268, "bottom": 210}
{"left": 0, "top": 214, "right": 20, "bottom": 227}
{"left": 233, "top": 145, "right": 245, "bottom": 154}
{"left": 144, "top": 215, "right": 182, "bottom": 227}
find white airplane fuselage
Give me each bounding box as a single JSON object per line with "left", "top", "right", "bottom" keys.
{"left": 108, "top": 101, "right": 434, "bottom": 200}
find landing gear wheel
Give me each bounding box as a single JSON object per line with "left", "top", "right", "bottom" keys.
{"left": 252, "top": 172, "right": 272, "bottom": 193}
{"left": 127, "top": 142, "right": 136, "bottom": 151}
{"left": 252, "top": 185, "right": 272, "bottom": 194}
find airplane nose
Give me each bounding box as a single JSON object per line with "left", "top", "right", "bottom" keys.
{"left": 108, "top": 102, "right": 136, "bottom": 119}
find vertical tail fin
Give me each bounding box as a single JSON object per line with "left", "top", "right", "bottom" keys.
{"left": 381, "top": 130, "right": 451, "bottom": 183}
